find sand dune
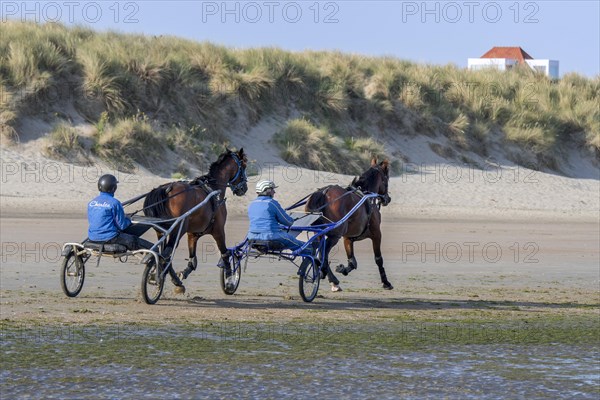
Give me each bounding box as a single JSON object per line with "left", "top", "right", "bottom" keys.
{"left": 1, "top": 144, "right": 598, "bottom": 222}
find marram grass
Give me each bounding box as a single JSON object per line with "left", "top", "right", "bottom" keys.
{"left": 1, "top": 21, "right": 598, "bottom": 172}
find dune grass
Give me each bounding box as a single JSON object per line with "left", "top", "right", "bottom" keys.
{"left": 43, "top": 122, "right": 83, "bottom": 158}
{"left": 274, "top": 118, "right": 341, "bottom": 171}
{"left": 1, "top": 21, "right": 598, "bottom": 172}
{"left": 274, "top": 118, "right": 386, "bottom": 175}
{"left": 0, "top": 82, "right": 18, "bottom": 142}
{"left": 94, "top": 116, "right": 164, "bottom": 171}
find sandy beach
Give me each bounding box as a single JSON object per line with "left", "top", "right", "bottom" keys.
{"left": 2, "top": 145, "right": 599, "bottom": 221}
{"left": 2, "top": 116, "right": 599, "bottom": 400}
{"left": 1, "top": 209, "right": 598, "bottom": 325}
{"left": 1, "top": 141, "right": 598, "bottom": 321}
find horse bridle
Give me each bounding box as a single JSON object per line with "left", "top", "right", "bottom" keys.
{"left": 226, "top": 153, "right": 248, "bottom": 195}
{"left": 370, "top": 166, "right": 391, "bottom": 207}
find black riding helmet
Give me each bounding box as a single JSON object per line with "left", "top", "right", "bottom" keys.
{"left": 98, "top": 174, "right": 118, "bottom": 194}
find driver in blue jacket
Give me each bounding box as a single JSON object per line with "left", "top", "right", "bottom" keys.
{"left": 247, "top": 180, "right": 316, "bottom": 255}
{"left": 87, "top": 174, "right": 153, "bottom": 251}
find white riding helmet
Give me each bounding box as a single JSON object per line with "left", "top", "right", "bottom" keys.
{"left": 255, "top": 180, "right": 277, "bottom": 194}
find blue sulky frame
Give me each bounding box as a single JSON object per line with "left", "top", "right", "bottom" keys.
{"left": 59, "top": 190, "right": 220, "bottom": 305}
{"left": 222, "top": 192, "right": 380, "bottom": 302}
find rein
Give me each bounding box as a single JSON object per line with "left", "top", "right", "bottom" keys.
{"left": 127, "top": 185, "right": 197, "bottom": 216}
{"left": 285, "top": 192, "right": 314, "bottom": 211}
{"left": 128, "top": 152, "right": 245, "bottom": 217}
{"left": 286, "top": 186, "right": 358, "bottom": 212}
{"left": 314, "top": 188, "right": 357, "bottom": 212}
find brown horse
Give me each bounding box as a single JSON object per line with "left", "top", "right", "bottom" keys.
{"left": 306, "top": 158, "right": 393, "bottom": 290}
{"left": 143, "top": 148, "right": 248, "bottom": 291}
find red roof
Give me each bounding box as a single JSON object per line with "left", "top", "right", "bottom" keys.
{"left": 480, "top": 47, "right": 534, "bottom": 64}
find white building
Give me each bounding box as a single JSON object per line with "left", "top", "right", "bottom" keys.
{"left": 468, "top": 47, "right": 559, "bottom": 79}
{"left": 525, "top": 59, "right": 560, "bottom": 78}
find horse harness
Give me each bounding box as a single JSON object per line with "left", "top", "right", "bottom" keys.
{"left": 347, "top": 187, "right": 377, "bottom": 242}
{"left": 182, "top": 177, "right": 227, "bottom": 235}
{"left": 314, "top": 185, "right": 377, "bottom": 242}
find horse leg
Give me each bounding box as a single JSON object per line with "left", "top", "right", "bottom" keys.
{"left": 321, "top": 236, "right": 341, "bottom": 287}
{"left": 161, "top": 229, "right": 186, "bottom": 294}
{"left": 178, "top": 233, "right": 200, "bottom": 280}
{"left": 372, "top": 231, "right": 393, "bottom": 290}
{"left": 211, "top": 228, "right": 232, "bottom": 277}
{"left": 336, "top": 237, "right": 358, "bottom": 276}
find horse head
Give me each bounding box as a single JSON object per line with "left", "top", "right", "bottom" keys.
{"left": 354, "top": 157, "right": 391, "bottom": 206}
{"left": 225, "top": 148, "right": 248, "bottom": 196}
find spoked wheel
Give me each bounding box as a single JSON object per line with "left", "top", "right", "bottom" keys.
{"left": 60, "top": 249, "right": 85, "bottom": 297}
{"left": 220, "top": 251, "right": 243, "bottom": 295}
{"left": 141, "top": 259, "right": 164, "bottom": 305}
{"left": 299, "top": 257, "right": 320, "bottom": 302}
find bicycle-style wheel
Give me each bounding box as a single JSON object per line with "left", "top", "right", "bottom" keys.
{"left": 141, "top": 259, "right": 164, "bottom": 305}
{"left": 298, "top": 257, "right": 320, "bottom": 302}
{"left": 220, "top": 251, "right": 243, "bottom": 295}
{"left": 60, "top": 249, "right": 85, "bottom": 297}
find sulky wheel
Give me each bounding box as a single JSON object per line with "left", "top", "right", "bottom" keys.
{"left": 220, "top": 251, "right": 243, "bottom": 295}
{"left": 298, "top": 257, "right": 320, "bottom": 302}
{"left": 141, "top": 258, "right": 164, "bottom": 305}
{"left": 60, "top": 249, "right": 85, "bottom": 297}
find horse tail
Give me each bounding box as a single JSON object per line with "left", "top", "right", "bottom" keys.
{"left": 143, "top": 185, "right": 172, "bottom": 218}
{"left": 306, "top": 190, "right": 328, "bottom": 212}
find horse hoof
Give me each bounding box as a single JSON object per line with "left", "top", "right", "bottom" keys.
{"left": 331, "top": 284, "right": 343, "bottom": 292}
{"left": 335, "top": 264, "right": 350, "bottom": 276}
{"left": 174, "top": 285, "right": 186, "bottom": 295}
{"left": 383, "top": 283, "right": 393, "bottom": 290}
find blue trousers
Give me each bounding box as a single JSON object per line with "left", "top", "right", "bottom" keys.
{"left": 248, "top": 231, "right": 314, "bottom": 255}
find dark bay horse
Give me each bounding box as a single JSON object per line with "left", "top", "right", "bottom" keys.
{"left": 306, "top": 158, "right": 393, "bottom": 290}
{"left": 143, "top": 148, "right": 248, "bottom": 292}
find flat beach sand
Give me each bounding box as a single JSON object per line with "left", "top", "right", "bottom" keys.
{"left": 1, "top": 145, "right": 598, "bottom": 324}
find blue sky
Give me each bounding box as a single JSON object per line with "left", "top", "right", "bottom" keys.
{"left": 3, "top": 1, "right": 599, "bottom": 76}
